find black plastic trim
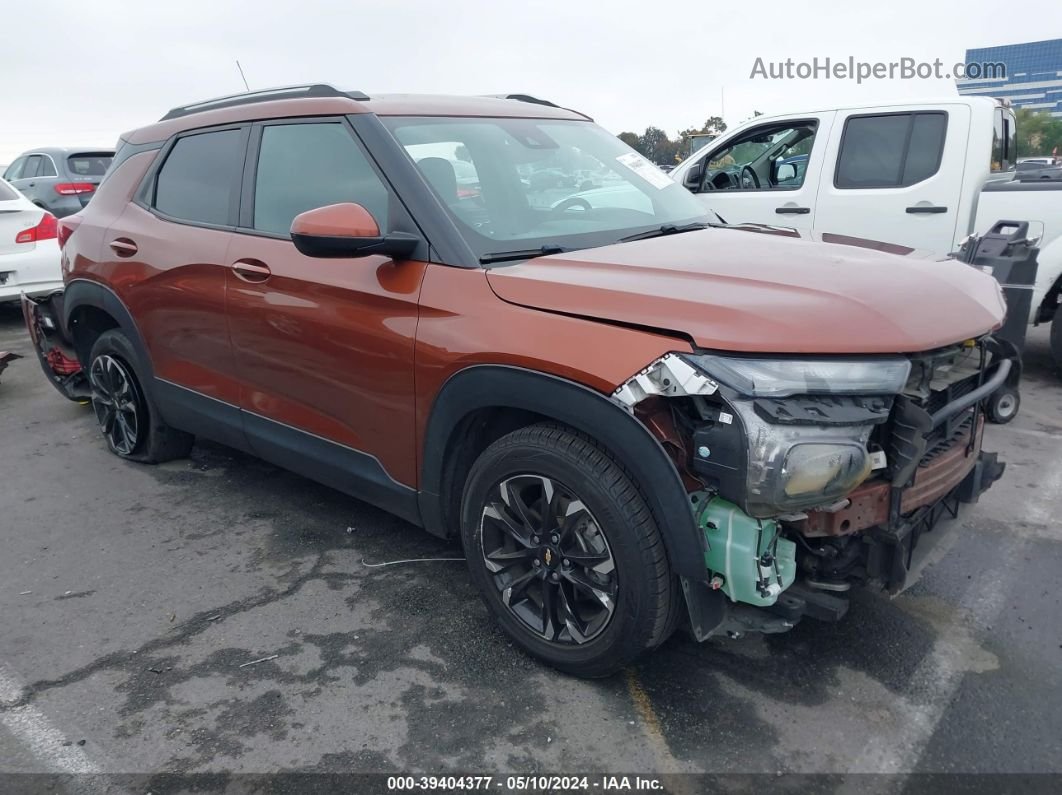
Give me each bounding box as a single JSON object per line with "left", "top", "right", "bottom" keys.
{"left": 419, "top": 365, "right": 708, "bottom": 580}
{"left": 242, "top": 411, "right": 421, "bottom": 526}
{"left": 63, "top": 279, "right": 155, "bottom": 379}
{"left": 153, "top": 379, "right": 251, "bottom": 453}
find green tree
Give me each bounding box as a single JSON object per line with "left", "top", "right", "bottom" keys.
{"left": 1015, "top": 107, "right": 1062, "bottom": 157}
{"left": 617, "top": 131, "right": 643, "bottom": 155}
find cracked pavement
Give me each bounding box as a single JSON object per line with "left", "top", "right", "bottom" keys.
{"left": 1, "top": 303, "right": 1060, "bottom": 786}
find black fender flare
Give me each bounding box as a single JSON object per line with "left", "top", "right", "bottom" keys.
{"left": 63, "top": 278, "right": 156, "bottom": 382}
{"left": 419, "top": 365, "right": 708, "bottom": 581}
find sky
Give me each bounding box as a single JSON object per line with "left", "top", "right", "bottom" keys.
{"left": 1, "top": 0, "right": 1059, "bottom": 165}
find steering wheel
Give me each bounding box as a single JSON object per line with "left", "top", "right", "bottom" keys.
{"left": 740, "top": 166, "right": 760, "bottom": 189}
{"left": 552, "top": 197, "right": 592, "bottom": 213}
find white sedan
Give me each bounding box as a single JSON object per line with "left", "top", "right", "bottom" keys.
{"left": 0, "top": 177, "right": 62, "bottom": 302}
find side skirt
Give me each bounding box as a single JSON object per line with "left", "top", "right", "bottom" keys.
{"left": 153, "top": 378, "right": 422, "bottom": 527}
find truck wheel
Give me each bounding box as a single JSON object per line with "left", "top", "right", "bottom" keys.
{"left": 460, "top": 423, "right": 680, "bottom": 678}
{"left": 986, "top": 385, "right": 1021, "bottom": 424}
{"left": 87, "top": 330, "right": 194, "bottom": 463}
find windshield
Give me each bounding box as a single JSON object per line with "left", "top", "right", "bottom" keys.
{"left": 384, "top": 117, "right": 708, "bottom": 259}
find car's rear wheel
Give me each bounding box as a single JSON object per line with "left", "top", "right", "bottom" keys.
{"left": 88, "top": 330, "right": 193, "bottom": 463}
{"left": 460, "top": 423, "right": 680, "bottom": 678}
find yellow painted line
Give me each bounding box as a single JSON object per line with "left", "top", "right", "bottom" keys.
{"left": 625, "top": 669, "right": 696, "bottom": 790}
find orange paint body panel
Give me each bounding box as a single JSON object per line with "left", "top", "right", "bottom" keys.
{"left": 487, "top": 228, "right": 1007, "bottom": 354}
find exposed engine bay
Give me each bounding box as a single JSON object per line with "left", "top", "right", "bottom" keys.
{"left": 614, "top": 338, "right": 1012, "bottom": 640}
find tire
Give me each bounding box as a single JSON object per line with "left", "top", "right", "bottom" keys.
{"left": 87, "top": 330, "right": 194, "bottom": 463}
{"left": 460, "top": 422, "right": 680, "bottom": 678}
{"left": 986, "top": 385, "right": 1021, "bottom": 424}
{"left": 1051, "top": 311, "right": 1062, "bottom": 374}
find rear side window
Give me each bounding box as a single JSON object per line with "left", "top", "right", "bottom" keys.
{"left": 21, "top": 155, "right": 42, "bottom": 179}
{"left": 835, "top": 112, "right": 947, "bottom": 188}
{"left": 252, "top": 123, "right": 390, "bottom": 235}
{"left": 154, "top": 129, "right": 244, "bottom": 226}
{"left": 39, "top": 157, "right": 58, "bottom": 177}
{"left": 67, "top": 153, "right": 113, "bottom": 177}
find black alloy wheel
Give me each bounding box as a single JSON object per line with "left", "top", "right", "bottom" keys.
{"left": 480, "top": 473, "right": 618, "bottom": 645}
{"left": 89, "top": 353, "right": 143, "bottom": 456}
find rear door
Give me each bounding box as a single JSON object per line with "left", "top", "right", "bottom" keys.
{"left": 813, "top": 104, "right": 968, "bottom": 252}
{"left": 105, "top": 125, "right": 248, "bottom": 448}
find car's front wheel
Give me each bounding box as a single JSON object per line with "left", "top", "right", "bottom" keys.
{"left": 460, "top": 423, "right": 680, "bottom": 677}
{"left": 88, "top": 330, "right": 193, "bottom": 463}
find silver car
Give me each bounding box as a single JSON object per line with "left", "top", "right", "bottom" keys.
{"left": 2, "top": 147, "right": 115, "bottom": 217}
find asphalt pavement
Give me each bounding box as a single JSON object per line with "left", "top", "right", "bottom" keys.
{"left": 0, "top": 301, "right": 1059, "bottom": 790}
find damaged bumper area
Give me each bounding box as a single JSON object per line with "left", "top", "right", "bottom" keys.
{"left": 616, "top": 338, "right": 1010, "bottom": 640}
{"left": 20, "top": 291, "right": 89, "bottom": 401}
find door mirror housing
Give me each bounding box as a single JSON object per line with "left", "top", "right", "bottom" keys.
{"left": 775, "top": 162, "right": 797, "bottom": 183}
{"left": 682, "top": 161, "right": 705, "bottom": 190}
{"left": 290, "top": 203, "right": 419, "bottom": 259}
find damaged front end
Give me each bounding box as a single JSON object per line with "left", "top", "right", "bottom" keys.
{"left": 20, "top": 291, "right": 89, "bottom": 401}
{"left": 615, "top": 339, "right": 1009, "bottom": 640}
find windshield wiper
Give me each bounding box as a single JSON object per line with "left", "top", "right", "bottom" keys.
{"left": 618, "top": 221, "right": 710, "bottom": 243}
{"left": 479, "top": 244, "right": 567, "bottom": 265}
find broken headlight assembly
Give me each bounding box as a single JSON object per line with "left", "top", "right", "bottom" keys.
{"left": 680, "top": 354, "right": 910, "bottom": 518}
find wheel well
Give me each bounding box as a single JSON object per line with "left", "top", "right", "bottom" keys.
{"left": 68, "top": 305, "right": 119, "bottom": 366}
{"left": 1041, "top": 272, "right": 1062, "bottom": 324}
{"left": 437, "top": 407, "right": 549, "bottom": 538}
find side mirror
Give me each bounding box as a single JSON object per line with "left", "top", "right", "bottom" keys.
{"left": 775, "top": 163, "right": 797, "bottom": 182}
{"left": 683, "top": 161, "right": 705, "bottom": 190}
{"left": 290, "top": 203, "right": 419, "bottom": 259}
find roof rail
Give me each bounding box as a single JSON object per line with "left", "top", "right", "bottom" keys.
{"left": 486, "top": 93, "right": 593, "bottom": 121}
{"left": 159, "top": 84, "right": 369, "bottom": 121}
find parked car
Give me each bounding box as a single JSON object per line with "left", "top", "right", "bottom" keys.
{"left": 670, "top": 97, "right": 1062, "bottom": 369}
{"left": 0, "top": 178, "right": 62, "bottom": 302}
{"left": 2, "top": 147, "right": 115, "bottom": 218}
{"left": 23, "top": 85, "right": 1009, "bottom": 677}
{"left": 1016, "top": 161, "right": 1062, "bottom": 181}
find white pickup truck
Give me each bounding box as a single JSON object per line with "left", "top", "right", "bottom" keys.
{"left": 669, "top": 97, "right": 1062, "bottom": 367}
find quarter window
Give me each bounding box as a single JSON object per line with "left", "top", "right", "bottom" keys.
{"left": 154, "top": 129, "right": 244, "bottom": 226}
{"left": 252, "top": 123, "right": 390, "bottom": 236}
{"left": 835, "top": 112, "right": 947, "bottom": 188}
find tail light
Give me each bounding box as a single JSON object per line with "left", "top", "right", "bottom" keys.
{"left": 15, "top": 212, "right": 58, "bottom": 244}
{"left": 46, "top": 346, "right": 82, "bottom": 376}
{"left": 57, "top": 216, "right": 81, "bottom": 249}
{"left": 53, "top": 183, "right": 96, "bottom": 196}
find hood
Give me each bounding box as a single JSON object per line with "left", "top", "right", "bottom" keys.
{"left": 485, "top": 228, "right": 1006, "bottom": 354}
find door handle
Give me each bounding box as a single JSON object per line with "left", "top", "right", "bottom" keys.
{"left": 108, "top": 238, "right": 138, "bottom": 257}
{"left": 906, "top": 206, "right": 948, "bottom": 214}
{"left": 775, "top": 206, "right": 811, "bottom": 214}
{"left": 231, "top": 259, "right": 271, "bottom": 283}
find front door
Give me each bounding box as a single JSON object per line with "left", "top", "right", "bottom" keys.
{"left": 224, "top": 118, "right": 427, "bottom": 492}
{"left": 687, "top": 116, "right": 832, "bottom": 231}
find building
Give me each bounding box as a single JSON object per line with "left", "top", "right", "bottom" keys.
{"left": 956, "top": 38, "right": 1062, "bottom": 117}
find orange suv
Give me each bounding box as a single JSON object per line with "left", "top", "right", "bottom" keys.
{"left": 23, "top": 85, "right": 1010, "bottom": 677}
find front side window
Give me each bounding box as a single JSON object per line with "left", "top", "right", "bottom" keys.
{"left": 702, "top": 122, "right": 817, "bottom": 191}
{"left": 836, "top": 112, "right": 947, "bottom": 188}
{"left": 252, "top": 123, "right": 390, "bottom": 235}
{"left": 384, "top": 116, "right": 707, "bottom": 259}
{"left": 3, "top": 157, "right": 26, "bottom": 180}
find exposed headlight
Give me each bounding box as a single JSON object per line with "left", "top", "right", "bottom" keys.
{"left": 683, "top": 354, "right": 910, "bottom": 398}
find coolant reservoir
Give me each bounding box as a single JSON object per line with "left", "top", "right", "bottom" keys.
{"left": 696, "top": 496, "right": 796, "bottom": 607}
